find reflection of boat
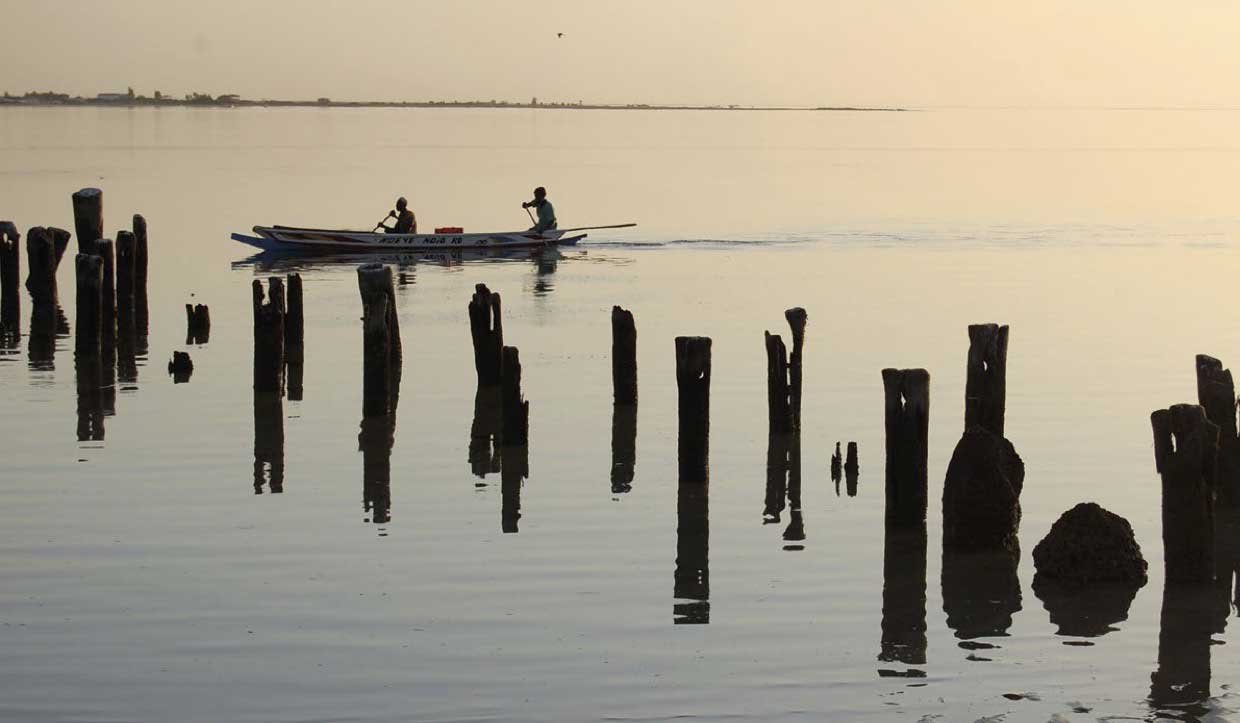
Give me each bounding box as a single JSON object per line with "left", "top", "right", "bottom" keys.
{"left": 231, "top": 225, "right": 609, "bottom": 253}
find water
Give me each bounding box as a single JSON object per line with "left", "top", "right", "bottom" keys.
{"left": 2, "top": 106, "right": 1240, "bottom": 722}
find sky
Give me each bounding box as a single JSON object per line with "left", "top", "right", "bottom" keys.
{"left": 3, "top": 0, "right": 1239, "bottom": 108}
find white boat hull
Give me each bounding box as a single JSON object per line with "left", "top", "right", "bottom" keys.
{"left": 232, "top": 226, "right": 583, "bottom": 252}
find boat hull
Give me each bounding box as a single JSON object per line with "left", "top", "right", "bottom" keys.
{"left": 233, "top": 226, "right": 583, "bottom": 253}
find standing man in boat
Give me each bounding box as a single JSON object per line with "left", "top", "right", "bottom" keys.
{"left": 522, "top": 187, "right": 557, "bottom": 234}
{"left": 379, "top": 196, "right": 417, "bottom": 234}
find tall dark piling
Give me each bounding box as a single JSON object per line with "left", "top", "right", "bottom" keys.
{"left": 71, "top": 188, "right": 103, "bottom": 254}
{"left": 612, "top": 305, "right": 637, "bottom": 405}
{"left": 74, "top": 254, "right": 105, "bottom": 441}
{"left": 0, "top": 222, "right": 20, "bottom": 343}
{"left": 675, "top": 336, "right": 712, "bottom": 484}
{"left": 359, "top": 414, "right": 395, "bottom": 524}
{"left": 132, "top": 214, "right": 149, "bottom": 354}
{"left": 285, "top": 273, "right": 304, "bottom": 400}
{"left": 501, "top": 346, "right": 529, "bottom": 446}
{"left": 831, "top": 442, "right": 843, "bottom": 490}
{"left": 185, "top": 303, "right": 211, "bottom": 344}
{"left": 115, "top": 231, "right": 137, "bottom": 383}
{"left": 252, "top": 278, "right": 285, "bottom": 395}
{"left": 1151, "top": 403, "right": 1218, "bottom": 585}
{"left": 845, "top": 441, "right": 860, "bottom": 496}
{"left": 878, "top": 525, "right": 928, "bottom": 675}
{"left": 25, "top": 227, "right": 59, "bottom": 329}
{"left": 93, "top": 239, "right": 117, "bottom": 416}
{"left": 469, "top": 283, "right": 503, "bottom": 386}
{"left": 965, "top": 323, "right": 1008, "bottom": 435}
{"left": 357, "top": 264, "right": 401, "bottom": 417}
{"left": 501, "top": 442, "right": 528, "bottom": 533}
{"left": 254, "top": 392, "right": 284, "bottom": 494}
{"left": 1195, "top": 354, "right": 1239, "bottom": 508}
{"left": 469, "top": 385, "right": 503, "bottom": 478}
{"left": 882, "top": 368, "right": 930, "bottom": 526}
{"left": 764, "top": 331, "right": 792, "bottom": 435}
{"left": 764, "top": 432, "right": 789, "bottom": 522}
{"left": 611, "top": 403, "right": 637, "bottom": 494}
{"left": 785, "top": 307, "right": 807, "bottom": 427}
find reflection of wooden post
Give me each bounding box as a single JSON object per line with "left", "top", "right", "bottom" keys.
{"left": 71, "top": 188, "right": 103, "bottom": 254}
{"left": 0, "top": 222, "right": 19, "bottom": 337}
{"left": 358, "top": 264, "right": 400, "bottom": 417}
{"left": 764, "top": 331, "right": 791, "bottom": 435}
{"left": 501, "top": 443, "right": 528, "bottom": 533}
{"left": 253, "top": 392, "right": 284, "bottom": 493}
{"left": 252, "top": 278, "right": 285, "bottom": 395}
{"left": 1196, "top": 354, "right": 1239, "bottom": 508}
{"left": 501, "top": 346, "right": 529, "bottom": 446}
{"left": 469, "top": 386, "right": 503, "bottom": 478}
{"left": 965, "top": 323, "right": 1008, "bottom": 435}
{"left": 882, "top": 368, "right": 930, "bottom": 526}
{"left": 611, "top": 403, "right": 637, "bottom": 494}
{"left": 359, "top": 415, "right": 394, "bottom": 524}
{"left": 612, "top": 305, "right": 637, "bottom": 404}
{"left": 785, "top": 307, "right": 807, "bottom": 428}
{"left": 185, "top": 304, "right": 211, "bottom": 344}
{"left": 469, "top": 283, "right": 503, "bottom": 386}
{"left": 879, "top": 525, "right": 928, "bottom": 672}
{"left": 285, "top": 273, "right": 304, "bottom": 401}
{"left": 676, "top": 336, "right": 711, "bottom": 483}
{"left": 1150, "top": 584, "right": 1215, "bottom": 710}
{"left": 674, "top": 475, "right": 710, "bottom": 624}
{"left": 1151, "top": 403, "right": 1218, "bottom": 585}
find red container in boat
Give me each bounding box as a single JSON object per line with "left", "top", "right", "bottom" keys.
{"left": 434, "top": 226, "right": 463, "bottom": 234}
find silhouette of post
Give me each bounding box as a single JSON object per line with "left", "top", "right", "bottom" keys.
{"left": 252, "top": 277, "right": 285, "bottom": 395}
{"left": 764, "top": 432, "right": 789, "bottom": 523}
{"left": 764, "top": 331, "right": 792, "bottom": 435}
{"left": 1151, "top": 404, "right": 1218, "bottom": 585}
{"left": 253, "top": 392, "right": 284, "bottom": 494}
{"left": 74, "top": 254, "right": 105, "bottom": 441}
{"left": 357, "top": 264, "right": 400, "bottom": 417}
{"left": 610, "top": 402, "right": 636, "bottom": 494}
{"left": 1150, "top": 584, "right": 1215, "bottom": 715}
{"left": 612, "top": 305, "right": 637, "bottom": 404}
{"left": 185, "top": 303, "right": 211, "bottom": 344}
{"left": 132, "top": 214, "right": 149, "bottom": 356}
{"left": 882, "top": 368, "right": 930, "bottom": 526}
{"left": 783, "top": 431, "right": 805, "bottom": 549}
{"left": 501, "top": 345, "right": 529, "bottom": 446}
{"left": 358, "top": 414, "right": 394, "bottom": 524}
{"left": 965, "top": 323, "right": 1008, "bottom": 435}
{"left": 93, "top": 239, "right": 117, "bottom": 416}
{"left": 0, "top": 222, "right": 19, "bottom": 342}
{"left": 71, "top": 188, "right": 102, "bottom": 254}
{"left": 785, "top": 307, "right": 807, "bottom": 427}
{"left": 501, "top": 442, "right": 528, "bottom": 533}
{"left": 878, "top": 525, "right": 928, "bottom": 675}
{"left": 115, "top": 231, "right": 137, "bottom": 384}
{"left": 1196, "top": 354, "right": 1239, "bottom": 508}
{"left": 469, "top": 385, "right": 503, "bottom": 478}
{"left": 285, "top": 273, "right": 304, "bottom": 400}
{"left": 25, "top": 227, "right": 60, "bottom": 337}
{"left": 845, "top": 441, "right": 860, "bottom": 496}
{"left": 674, "top": 470, "right": 710, "bottom": 624}
{"left": 469, "top": 283, "right": 503, "bottom": 386}
{"left": 675, "top": 336, "right": 711, "bottom": 483}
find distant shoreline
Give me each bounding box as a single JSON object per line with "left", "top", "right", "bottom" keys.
{"left": 1, "top": 93, "right": 906, "bottom": 113}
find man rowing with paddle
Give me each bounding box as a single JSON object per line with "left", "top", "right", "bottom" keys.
{"left": 522, "top": 186, "right": 557, "bottom": 234}
{"left": 377, "top": 196, "right": 417, "bottom": 234}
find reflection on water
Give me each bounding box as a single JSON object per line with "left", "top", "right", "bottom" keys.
{"left": 1150, "top": 584, "right": 1219, "bottom": 718}
{"left": 501, "top": 443, "right": 528, "bottom": 534}
{"left": 360, "top": 415, "right": 394, "bottom": 527}
{"left": 469, "top": 385, "right": 502, "bottom": 479}
{"left": 253, "top": 392, "right": 284, "bottom": 494}
{"left": 941, "top": 546, "right": 1021, "bottom": 660}
{"left": 878, "top": 525, "right": 927, "bottom": 677}
{"left": 28, "top": 306, "right": 67, "bottom": 371}
{"left": 611, "top": 403, "right": 636, "bottom": 494}
{"left": 763, "top": 431, "right": 806, "bottom": 550}
{"left": 674, "top": 476, "right": 710, "bottom": 624}
{"left": 75, "top": 354, "right": 104, "bottom": 442}
{"left": 1033, "top": 578, "right": 1138, "bottom": 640}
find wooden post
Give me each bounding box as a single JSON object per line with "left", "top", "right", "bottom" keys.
{"left": 185, "top": 303, "right": 211, "bottom": 344}
{"left": 1196, "top": 354, "right": 1239, "bottom": 508}
{"left": 93, "top": 239, "right": 116, "bottom": 331}
{"left": 1151, "top": 403, "right": 1218, "bottom": 585}
{"left": 468, "top": 283, "right": 503, "bottom": 386}
{"left": 0, "top": 222, "right": 20, "bottom": 339}
{"left": 831, "top": 442, "right": 843, "bottom": 486}
{"left": 845, "top": 441, "right": 860, "bottom": 497}
{"left": 74, "top": 254, "right": 103, "bottom": 359}
{"left": 764, "top": 331, "right": 792, "bottom": 435}
{"left": 24, "top": 227, "right": 59, "bottom": 313}
{"left": 71, "top": 188, "right": 103, "bottom": 254}
{"left": 253, "top": 392, "right": 284, "bottom": 493}
{"left": 882, "top": 368, "right": 930, "bottom": 526}
{"left": 764, "top": 432, "right": 789, "bottom": 522}
{"left": 611, "top": 402, "right": 637, "bottom": 494}
{"left": 285, "top": 272, "right": 304, "bottom": 362}
{"left": 675, "top": 336, "right": 711, "bottom": 483}
{"left": 47, "top": 227, "right": 70, "bottom": 268}
{"left": 501, "top": 345, "right": 529, "bottom": 446}
{"left": 115, "top": 232, "right": 135, "bottom": 338}
{"left": 168, "top": 351, "right": 193, "bottom": 382}
{"left": 612, "top": 305, "right": 637, "bottom": 404}
{"left": 357, "top": 264, "right": 400, "bottom": 417}
{"left": 132, "top": 214, "right": 148, "bottom": 354}
{"left": 785, "top": 307, "right": 807, "bottom": 427}
{"left": 965, "top": 323, "right": 1008, "bottom": 435}
{"left": 252, "top": 278, "right": 285, "bottom": 395}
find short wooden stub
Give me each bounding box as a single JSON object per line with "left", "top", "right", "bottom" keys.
{"left": 24, "top": 227, "right": 59, "bottom": 313}
{"left": 285, "top": 273, "right": 304, "bottom": 365}
{"left": 965, "top": 323, "right": 1008, "bottom": 436}
{"left": 0, "top": 222, "right": 21, "bottom": 336}
{"left": 468, "top": 283, "right": 503, "bottom": 386}
{"left": 185, "top": 303, "right": 211, "bottom": 344}
{"left": 612, "top": 305, "right": 637, "bottom": 405}
{"left": 765, "top": 331, "right": 792, "bottom": 435}
{"left": 675, "top": 336, "right": 712, "bottom": 484}
{"left": 500, "top": 345, "right": 529, "bottom": 446}
{"left": 252, "top": 278, "right": 285, "bottom": 394}
{"left": 784, "top": 307, "right": 807, "bottom": 427}
{"left": 357, "top": 264, "right": 400, "bottom": 418}
{"left": 1196, "top": 354, "right": 1239, "bottom": 508}
{"left": 882, "top": 368, "right": 930, "bottom": 526}
{"left": 1151, "top": 403, "right": 1218, "bottom": 584}
{"left": 74, "top": 253, "right": 104, "bottom": 358}
{"left": 71, "top": 188, "right": 103, "bottom": 254}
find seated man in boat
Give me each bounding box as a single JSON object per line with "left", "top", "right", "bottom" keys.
{"left": 521, "top": 187, "right": 557, "bottom": 234}
{"left": 379, "top": 197, "right": 417, "bottom": 234}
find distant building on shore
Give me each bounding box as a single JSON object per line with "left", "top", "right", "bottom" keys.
{"left": 96, "top": 92, "right": 129, "bottom": 103}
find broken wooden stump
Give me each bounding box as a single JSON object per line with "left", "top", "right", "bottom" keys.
{"left": 942, "top": 427, "right": 1024, "bottom": 553}
{"left": 25, "top": 227, "right": 60, "bottom": 331}
{"left": 71, "top": 188, "right": 103, "bottom": 254}
{"left": 253, "top": 392, "right": 284, "bottom": 493}
{"left": 0, "top": 222, "right": 19, "bottom": 339}
{"left": 357, "top": 264, "right": 401, "bottom": 417}
{"left": 500, "top": 345, "right": 529, "bottom": 446}
{"left": 252, "top": 277, "right": 285, "bottom": 395}
{"left": 167, "top": 351, "right": 193, "bottom": 383}
{"left": 132, "top": 214, "right": 149, "bottom": 354}
{"left": 965, "top": 323, "right": 1008, "bottom": 435}
{"left": 882, "top": 368, "right": 930, "bottom": 526}
{"left": 93, "top": 239, "right": 116, "bottom": 336}
{"left": 675, "top": 336, "right": 711, "bottom": 484}
{"left": 468, "top": 283, "right": 503, "bottom": 386}
{"left": 764, "top": 331, "right": 792, "bottom": 435}
{"left": 784, "top": 307, "right": 807, "bottom": 427}
{"left": 1151, "top": 403, "right": 1218, "bottom": 585}
{"left": 831, "top": 442, "right": 842, "bottom": 487}
{"left": 612, "top": 305, "right": 637, "bottom": 405}
{"left": 185, "top": 303, "right": 211, "bottom": 344}
{"left": 1195, "top": 354, "right": 1239, "bottom": 508}
{"left": 114, "top": 231, "right": 137, "bottom": 382}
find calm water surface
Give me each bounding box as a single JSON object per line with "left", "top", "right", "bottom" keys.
{"left": 2, "top": 107, "right": 1240, "bottom": 722}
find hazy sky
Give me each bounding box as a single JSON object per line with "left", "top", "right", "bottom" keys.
{"left": 4, "top": 0, "right": 1239, "bottom": 107}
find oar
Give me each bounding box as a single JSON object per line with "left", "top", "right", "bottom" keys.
{"left": 525, "top": 207, "right": 537, "bottom": 226}
{"left": 555, "top": 223, "right": 638, "bottom": 233}
{"left": 373, "top": 211, "right": 395, "bottom": 232}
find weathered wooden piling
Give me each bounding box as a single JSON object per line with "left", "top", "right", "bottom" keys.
{"left": 675, "top": 336, "right": 712, "bottom": 483}
{"left": 357, "top": 264, "right": 401, "bottom": 417}
{"left": 74, "top": 254, "right": 103, "bottom": 358}
{"left": 612, "top": 305, "right": 637, "bottom": 405}
{"left": 764, "top": 331, "right": 792, "bottom": 435}
{"left": 24, "top": 227, "right": 59, "bottom": 314}
{"left": 93, "top": 239, "right": 116, "bottom": 331}
{"left": 882, "top": 368, "right": 930, "bottom": 526}
{"left": 845, "top": 441, "right": 860, "bottom": 497}
{"left": 611, "top": 402, "right": 637, "bottom": 494}
{"left": 1151, "top": 403, "right": 1218, "bottom": 585}
{"left": 831, "top": 442, "right": 843, "bottom": 485}
{"left": 115, "top": 232, "right": 135, "bottom": 324}
{"left": 469, "top": 283, "right": 503, "bottom": 386}
{"left": 359, "top": 415, "right": 394, "bottom": 523}
{"left": 253, "top": 392, "right": 284, "bottom": 493}
{"left": 764, "top": 432, "right": 789, "bottom": 522}
{"left": 132, "top": 214, "right": 149, "bottom": 352}
{"left": 0, "top": 222, "right": 20, "bottom": 337}
{"left": 965, "top": 323, "right": 1008, "bottom": 435}
{"left": 71, "top": 188, "right": 103, "bottom": 254}
{"left": 1196, "top": 354, "right": 1239, "bottom": 508}
{"left": 185, "top": 303, "right": 211, "bottom": 344}
{"left": 168, "top": 351, "right": 193, "bottom": 383}
{"left": 785, "top": 307, "right": 807, "bottom": 427}
{"left": 783, "top": 432, "right": 804, "bottom": 548}
{"left": 252, "top": 278, "right": 285, "bottom": 394}
{"left": 285, "top": 273, "right": 304, "bottom": 361}
{"left": 500, "top": 345, "right": 530, "bottom": 446}
{"left": 48, "top": 228, "right": 70, "bottom": 268}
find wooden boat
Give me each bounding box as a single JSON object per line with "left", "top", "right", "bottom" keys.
{"left": 229, "top": 223, "right": 631, "bottom": 253}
